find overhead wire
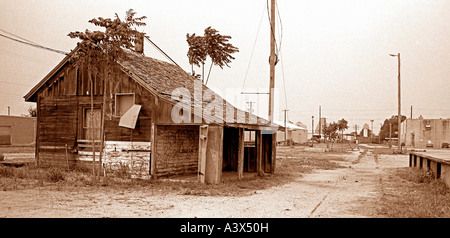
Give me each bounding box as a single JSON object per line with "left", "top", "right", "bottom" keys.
{"left": 275, "top": 1, "right": 287, "bottom": 112}
{"left": 241, "top": 3, "right": 266, "bottom": 90}
{"left": 0, "top": 30, "right": 69, "bottom": 55}
{"left": 0, "top": 80, "right": 33, "bottom": 87}
{"left": 144, "top": 35, "right": 182, "bottom": 70}
{"left": 0, "top": 48, "right": 56, "bottom": 65}
{"left": 0, "top": 28, "right": 39, "bottom": 45}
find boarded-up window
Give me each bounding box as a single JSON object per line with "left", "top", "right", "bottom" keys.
{"left": 0, "top": 126, "right": 11, "bottom": 145}
{"left": 83, "top": 108, "right": 102, "bottom": 140}
{"left": 115, "top": 94, "right": 134, "bottom": 116}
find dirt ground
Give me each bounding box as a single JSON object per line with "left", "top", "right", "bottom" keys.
{"left": 0, "top": 146, "right": 409, "bottom": 218}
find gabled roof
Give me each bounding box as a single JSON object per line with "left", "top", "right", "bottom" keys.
{"left": 24, "top": 47, "right": 271, "bottom": 127}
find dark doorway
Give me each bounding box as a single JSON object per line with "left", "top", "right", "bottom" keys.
{"left": 222, "top": 127, "right": 239, "bottom": 171}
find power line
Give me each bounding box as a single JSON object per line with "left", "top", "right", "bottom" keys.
{"left": 0, "top": 28, "right": 39, "bottom": 45}
{"left": 0, "top": 31, "right": 69, "bottom": 55}
{"left": 0, "top": 80, "right": 33, "bottom": 87}
{"left": 242, "top": 3, "right": 266, "bottom": 90}
{"left": 0, "top": 48, "right": 56, "bottom": 65}
{"left": 144, "top": 36, "right": 181, "bottom": 70}
{"left": 275, "top": 0, "right": 283, "bottom": 54}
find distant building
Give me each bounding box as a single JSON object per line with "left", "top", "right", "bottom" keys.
{"left": 400, "top": 116, "right": 450, "bottom": 148}
{"left": 275, "top": 120, "right": 308, "bottom": 144}
{"left": 0, "top": 115, "right": 36, "bottom": 145}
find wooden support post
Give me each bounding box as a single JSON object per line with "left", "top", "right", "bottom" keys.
{"left": 409, "top": 154, "right": 412, "bottom": 167}
{"left": 150, "top": 123, "right": 157, "bottom": 177}
{"left": 256, "top": 130, "right": 263, "bottom": 176}
{"left": 271, "top": 132, "right": 277, "bottom": 174}
{"left": 35, "top": 95, "right": 40, "bottom": 167}
{"left": 205, "top": 125, "right": 223, "bottom": 184}
{"left": 198, "top": 125, "right": 208, "bottom": 183}
{"left": 237, "top": 128, "right": 245, "bottom": 180}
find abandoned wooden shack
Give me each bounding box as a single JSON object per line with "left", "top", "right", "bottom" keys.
{"left": 24, "top": 44, "right": 277, "bottom": 184}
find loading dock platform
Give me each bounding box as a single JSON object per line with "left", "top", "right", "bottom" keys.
{"left": 409, "top": 150, "right": 450, "bottom": 188}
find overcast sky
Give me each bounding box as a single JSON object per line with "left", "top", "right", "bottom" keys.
{"left": 1, "top": 0, "right": 450, "bottom": 134}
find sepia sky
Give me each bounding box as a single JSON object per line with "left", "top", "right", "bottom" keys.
{"left": 1, "top": 0, "right": 450, "bottom": 133}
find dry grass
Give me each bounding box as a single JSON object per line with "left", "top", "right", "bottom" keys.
{"left": 376, "top": 168, "right": 450, "bottom": 218}
{"left": 0, "top": 146, "right": 350, "bottom": 196}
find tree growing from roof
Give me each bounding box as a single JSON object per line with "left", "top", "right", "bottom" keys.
{"left": 68, "top": 9, "right": 147, "bottom": 181}
{"left": 68, "top": 9, "right": 147, "bottom": 74}
{"left": 186, "top": 26, "right": 239, "bottom": 85}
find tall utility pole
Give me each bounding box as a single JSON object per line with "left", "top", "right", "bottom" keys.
{"left": 389, "top": 119, "right": 392, "bottom": 148}
{"left": 268, "top": 0, "right": 276, "bottom": 124}
{"left": 370, "top": 120, "right": 374, "bottom": 142}
{"left": 390, "top": 53, "right": 401, "bottom": 153}
{"left": 318, "top": 105, "right": 322, "bottom": 140}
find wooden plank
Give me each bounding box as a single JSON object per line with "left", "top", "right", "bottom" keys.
{"left": 271, "top": 131, "right": 277, "bottom": 174}
{"left": 35, "top": 95, "right": 41, "bottom": 166}
{"left": 198, "top": 125, "right": 208, "bottom": 183}
{"left": 205, "top": 125, "right": 223, "bottom": 184}
{"left": 78, "top": 151, "right": 101, "bottom": 156}
{"left": 237, "top": 127, "right": 244, "bottom": 180}
{"left": 150, "top": 123, "right": 157, "bottom": 176}
{"left": 77, "top": 139, "right": 102, "bottom": 143}
{"left": 256, "top": 130, "right": 263, "bottom": 176}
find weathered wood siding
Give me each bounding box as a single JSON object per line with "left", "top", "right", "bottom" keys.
{"left": 37, "top": 96, "right": 77, "bottom": 166}
{"left": 35, "top": 61, "right": 156, "bottom": 168}
{"left": 154, "top": 125, "right": 199, "bottom": 176}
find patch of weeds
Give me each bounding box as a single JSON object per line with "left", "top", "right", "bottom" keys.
{"left": 376, "top": 168, "right": 450, "bottom": 218}
{"left": 46, "top": 167, "right": 65, "bottom": 182}
{"left": 0, "top": 165, "right": 14, "bottom": 177}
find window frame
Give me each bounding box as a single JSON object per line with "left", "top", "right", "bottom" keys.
{"left": 115, "top": 93, "right": 135, "bottom": 117}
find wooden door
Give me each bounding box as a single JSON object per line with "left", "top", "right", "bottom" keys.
{"left": 83, "top": 108, "right": 102, "bottom": 141}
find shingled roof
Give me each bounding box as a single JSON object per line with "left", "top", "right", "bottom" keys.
{"left": 25, "top": 47, "right": 271, "bottom": 127}
{"left": 120, "top": 50, "right": 272, "bottom": 126}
